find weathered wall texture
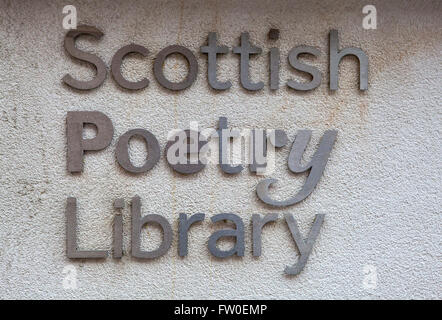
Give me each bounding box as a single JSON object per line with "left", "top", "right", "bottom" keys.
{"left": 0, "top": 0, "right": 440, "bottom": 299}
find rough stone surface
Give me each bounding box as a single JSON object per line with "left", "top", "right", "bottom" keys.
{"left": 0, "top": 0, "right": 440, "bottom": 299}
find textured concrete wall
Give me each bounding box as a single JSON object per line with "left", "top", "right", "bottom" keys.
{"left": 0, "top": 0, "right": 440, "bottom": 299}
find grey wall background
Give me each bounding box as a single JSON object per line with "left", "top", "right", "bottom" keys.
{"left": 0, "top": 0, "right": 440, "bottom": 299}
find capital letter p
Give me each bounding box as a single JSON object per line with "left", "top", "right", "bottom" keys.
{"left": 66, "top": 111, "right": 114, "bottom": 173}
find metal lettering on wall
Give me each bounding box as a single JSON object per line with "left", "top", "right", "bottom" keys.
{"left": 62, "top": 26, "right": 370, "bottom": 275}
{"left": 63, "top": 25, "right": 368, "bottom": 92}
